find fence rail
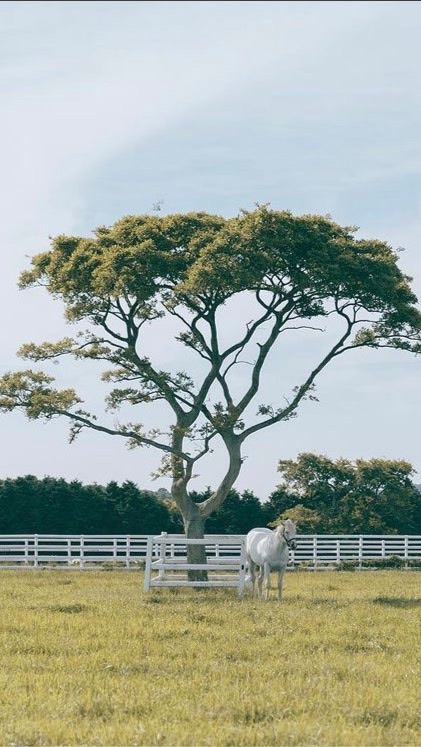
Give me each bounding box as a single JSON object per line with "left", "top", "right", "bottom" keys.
{"left": 0, "top": 533, "right": 420, "bottom": 569}
{"left": 144, "top": 534, "right": 247, "bottom": 594}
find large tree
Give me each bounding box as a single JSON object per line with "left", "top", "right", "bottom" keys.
{"left": 1, "top": 206, "right": 420, "bottom": 548}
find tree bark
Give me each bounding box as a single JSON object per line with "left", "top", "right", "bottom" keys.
{"left": 183, "top": 512, "right": 207, "bottom": 582}
{"left": 171, "top": 463, "right": 208, "bottom": 581}
{"left": 199, "top": 434, "right": 243, "bottom": 517}
{"left": 171, "top": 430, "right": 243, "bottom": 582}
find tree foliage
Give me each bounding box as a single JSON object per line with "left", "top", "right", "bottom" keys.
{"left": 0, "top": 476, "right": 178, "bottom": 535}
{"left": 267, "top": 453, "right": 421, "bottom": 533}
{"left": 0, "top": 477, "right": 266, "bottom": 535}
{"left": 0, "top": 464, "right": 419, "bottom": 535}
{"left": 0, "top": 207, "right": 420, "bottom": 535}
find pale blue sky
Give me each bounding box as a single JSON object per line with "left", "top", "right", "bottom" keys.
{"left": 0, "top": 0, "right": 420, "bottom": 499}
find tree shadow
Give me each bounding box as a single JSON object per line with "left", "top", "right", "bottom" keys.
{"left": 372, "top": 596, "right": 421, "bottom": 608}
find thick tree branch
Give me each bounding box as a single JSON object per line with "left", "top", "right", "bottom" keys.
{"left": 198, "top": 433, "right": 243, "bottom": 518}
{"left": 60, "top": 409, "right": 193, "bottom": 458}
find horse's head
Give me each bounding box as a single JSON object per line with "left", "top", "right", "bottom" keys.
{"left": 276, "top": 519, "right": 298, "bottom": 550}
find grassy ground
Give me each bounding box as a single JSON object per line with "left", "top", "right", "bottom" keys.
{"left": 0, "top": 570, "right": 420, "bottom": 747}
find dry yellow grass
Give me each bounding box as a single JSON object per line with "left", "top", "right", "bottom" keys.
{"left": 0, "top": 569, "right": 420, "bottom": 746}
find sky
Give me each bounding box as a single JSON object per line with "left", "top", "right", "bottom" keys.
{"left": 0, "top": 0, "right": 420, "bottom": 500}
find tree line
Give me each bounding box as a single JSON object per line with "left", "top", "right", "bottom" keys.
{"left": 0, "top": 454, "right": 419, "bottom": 535}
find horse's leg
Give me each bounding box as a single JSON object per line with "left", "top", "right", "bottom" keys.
{"left": 249, "top": 559, "right": 257, "bottom": 597}
{"left": 257, "top": 565, "right": 265, "bottom": 598}
{"left": 264, "top": 563, "right": 272, "bottom": 600}
{"left": 277, "top": 567, "right": 285, "bottom": 601}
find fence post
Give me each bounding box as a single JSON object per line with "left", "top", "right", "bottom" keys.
{"left": 238, "top": 539, "right": 246, "bottom": 598}
{"left": 126, "top": 536, "right": 131, "bottom": 569}
{"left": 80, "top": 535, "right": 85, "bottom": 569}
{"left": 313, "top": 535, "right": 318, "bottom": 570}
{"left": 336, "top": 540, "right": 341, "bottom": 565}
{"left": 358, "top": 535, "right": 363, "bottom": 570}
{"left": 24, "top": 538, "right": 29, "bottom": 566}
{"left": 67, "top": 538, "right": 72, "bottom": 566}
{"left": 404, "top": 535, "right": 409, "bottom": 569}
{"left": 381, "top": 539, "right": 386, "bottom": 558}
{"left": 159, "top": 532, "right": 167, "bottom": 579}
{"left": 34, "top": 534, "right": 39, "bottom": 568}
{"left": 144, "top": 536, "right": 153, "bottom": 592}
{"left": 290, "top": 546, "right": 295, "bottom": 569}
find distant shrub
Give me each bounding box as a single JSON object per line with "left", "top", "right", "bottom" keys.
{"left": 100, "top": 561, "right": 127, "bottom": 571}
{"left": 336, "top": 560, "right": 358, "bottom": 572}
{"left": 336, "top": 555, "right": 409, "bottom": 571}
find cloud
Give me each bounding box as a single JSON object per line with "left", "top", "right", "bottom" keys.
{"left": 0, "top": 1, "right": 389, "bottom": 223}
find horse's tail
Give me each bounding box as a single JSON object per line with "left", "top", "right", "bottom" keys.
{"left": 244, "top": 553, "right": 253, "bottom": 589}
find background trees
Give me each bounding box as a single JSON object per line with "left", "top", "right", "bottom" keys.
{"left": 266, "top": 453, "right": 421, "bottom": 534}
{"left": 0, "top": 477, "right": 267, "bottom": 535}
{"left": 0, "top": 457, "right": 419, "bottom": 535}
{"left": 0, "top": 477, "right": 177, "bottom": 535}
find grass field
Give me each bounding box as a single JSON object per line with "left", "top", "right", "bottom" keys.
{"left": 0, "top": 570, "right": 420, "bottom": 747}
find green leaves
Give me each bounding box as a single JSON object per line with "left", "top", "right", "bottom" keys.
{"left": 273, "top": 453, "right": 421, "bottom": 534}
{"left": 17, "top": 207, "right": 421, "bottom": 350}
{"left": 17, "top": 338, "right": 76, "bottom": 361}
{"left": 0, "top": 370, "right": 81, "bottom": 419}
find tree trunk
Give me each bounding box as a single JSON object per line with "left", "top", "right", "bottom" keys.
{"left": 184, "top": 513, "right": 208, "bottom": 582}
{"left": 171, "top": 431, "right": 243, "bottom": 583}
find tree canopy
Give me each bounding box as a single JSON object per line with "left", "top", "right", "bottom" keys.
{"left": 267, "top": 453, "right": 421, "bottom": 534}
{"left": 0, "top": 206, "right": 420, "bottom": 537}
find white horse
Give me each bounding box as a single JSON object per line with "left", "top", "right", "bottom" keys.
{"left": 245, "top": 520, "right": 297, "bottom": 600}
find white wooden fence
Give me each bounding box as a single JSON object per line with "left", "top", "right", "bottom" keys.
{"left": 0, "top": 534, "right": 148, "bottom": 568}
{"left": 0, "top": 533, "right": 420, "bottom": 569}
{"left": 143, "top": 534, "right": 247, "bottom": 595}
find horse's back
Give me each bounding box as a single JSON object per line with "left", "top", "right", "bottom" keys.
{"left": 246, "top": 527, "right": 272, "bottom": 562}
